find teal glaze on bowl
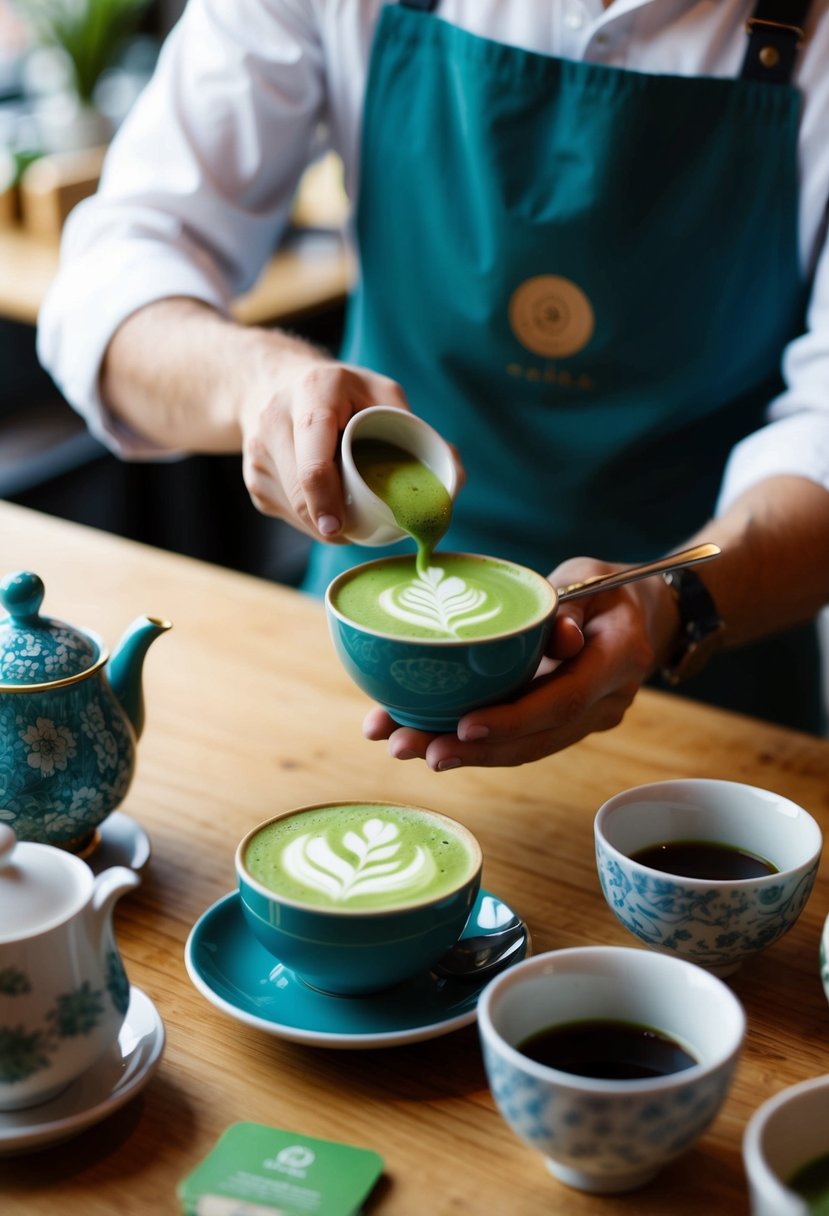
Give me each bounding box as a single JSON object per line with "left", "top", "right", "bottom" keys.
{"left": 238, "top": 875, "right": 481, "bottom": 995}
{"left": 325, "top": 555, "right": 556, "bottom": 731}
{"left": 0, "top": 571, "right": 171, "bottom": 850}
{"left": 235, "top": 803, "right": 483, "bottom": 995}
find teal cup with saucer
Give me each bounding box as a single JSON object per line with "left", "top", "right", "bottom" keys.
{"left": 235, "top": 801, "right": 482, "bottom": 996}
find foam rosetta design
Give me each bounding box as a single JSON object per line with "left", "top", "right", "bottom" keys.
{"left": 282, "top": 817, "right": 436, "bottom": 903}
{"left": 379, "top": 567, "right": 500, "bottom": 638}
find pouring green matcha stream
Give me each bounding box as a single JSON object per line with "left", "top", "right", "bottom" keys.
{"left": 352, "top": 438, "right": 453, "bottom": 574}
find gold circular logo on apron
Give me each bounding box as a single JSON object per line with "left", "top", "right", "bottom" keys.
{"left": 509, "top": 275, "right": 595, "bottom": 358}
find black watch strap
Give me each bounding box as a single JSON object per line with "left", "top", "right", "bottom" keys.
{"left": 661, "top": 567, "right": 726, "bottom": 686}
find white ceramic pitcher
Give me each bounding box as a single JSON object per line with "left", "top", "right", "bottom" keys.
{"left": 340, "top": 406, "right": 459, "bottom": 545}
{"left": 0, "top": 823, "right": 139, "bottom": 1111}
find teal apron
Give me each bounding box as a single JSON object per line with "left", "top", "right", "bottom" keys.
{"left": 303, "top": 1, "right": 824, "bottom": 734}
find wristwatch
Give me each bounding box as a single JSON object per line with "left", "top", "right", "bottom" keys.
{"left": 661, "top": 567, "right": 726, "bottom": 686}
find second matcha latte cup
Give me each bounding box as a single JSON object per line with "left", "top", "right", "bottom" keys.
{"left": 235, "top": 801, "right": 483, "bottom": 995}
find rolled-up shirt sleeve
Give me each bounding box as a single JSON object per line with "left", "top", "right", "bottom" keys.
{"left": 717, "top": 227, "right": 829, "bottom": 512}
{"left": 37, "top": 0, "right": 327, "bottom": 458}
{"left": 37, "top": 0, "right": 829, "bottom": 497}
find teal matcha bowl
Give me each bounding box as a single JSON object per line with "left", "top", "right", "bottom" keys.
{"left": 235, "top": 802, "right": 483, "bottom": 995}
{"left": 325, "top": 553, "right": 557, "bottom": 732}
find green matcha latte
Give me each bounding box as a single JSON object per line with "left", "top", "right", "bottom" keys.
{"left": 330, "top": 554, "right": 553, "bottom": 641}
{"left": 243, "top": 802, "right": 478, "bottom": 911}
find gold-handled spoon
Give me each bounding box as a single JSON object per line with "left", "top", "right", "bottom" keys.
{"left": 556, "top": 542, "right": 721, "bottom": 603}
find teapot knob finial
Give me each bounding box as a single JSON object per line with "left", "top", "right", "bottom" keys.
{"left": 0, "top": 572, "right": 45, "bottom": 623}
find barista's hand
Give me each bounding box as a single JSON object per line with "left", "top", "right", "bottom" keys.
{"left": 241, "top": 351, "right": 410, "bottom": 541}
{"left": 363, "top": 556, "right": 673, "bottom": 768}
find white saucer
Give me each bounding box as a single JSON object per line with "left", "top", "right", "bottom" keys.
{"left": 185, "top": 888, "right": 529, "bottom": 1050}
{"left": 0, "top": 986, "right": 165, "bottom": 1155}
{"left": 85, "top": 812, "right": 151, "bottom": 875}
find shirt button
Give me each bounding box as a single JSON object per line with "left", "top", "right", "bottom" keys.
{"left": 565, "top": 7, "right": 585, "bottom": 29}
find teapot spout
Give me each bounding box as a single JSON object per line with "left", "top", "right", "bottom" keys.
{"left": 106, "top": 616, "right": 172, "bottom": 739}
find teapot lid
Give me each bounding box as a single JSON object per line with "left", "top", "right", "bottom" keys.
{"left": 0, "top": 825, "right": 89, "bottom": 940}
{"left": 0, "top": 571, "right": 99, "bottom": 686}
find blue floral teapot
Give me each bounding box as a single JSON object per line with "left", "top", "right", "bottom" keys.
{"left": 0, "top": 571, "right": 171, "bottom": 852}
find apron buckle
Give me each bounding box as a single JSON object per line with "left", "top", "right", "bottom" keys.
{"left": 744, "top": 16, "right": 805, "bottom": 46}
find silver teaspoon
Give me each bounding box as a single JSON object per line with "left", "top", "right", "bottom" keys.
{"left": 556, "top": 542, "right": 720, "bottom": 602}
{"left": 432, "top": 913, "right": 529, "bottom": 983}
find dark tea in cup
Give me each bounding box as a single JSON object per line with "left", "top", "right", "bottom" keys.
{"left": 630, "top": 840, "right": 778, "bottom": 881}
{"left": 517, "top": 1018, "right": 698, "bottom": 1080}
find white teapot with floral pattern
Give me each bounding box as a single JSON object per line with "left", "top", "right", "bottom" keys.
{"left": 0, "top": 824, "right": 139, "bottom": 1111}
{"left": 0, "top": 571, "right": 171, "bottom": 851}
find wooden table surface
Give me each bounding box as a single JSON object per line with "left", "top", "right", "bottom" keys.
{"left": 1, "top": 500, "right": 828, "bottom": 1215}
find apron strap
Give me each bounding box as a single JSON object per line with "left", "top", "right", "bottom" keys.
{"left": 399, "top": 1, "right": 808, "bottom": 82}
{"left": 741, "top": 0, "right": 811, "bottom": 83}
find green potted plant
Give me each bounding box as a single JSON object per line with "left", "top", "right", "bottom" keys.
{"left": 18, "top": 0, "right": 150, "bottom": 151}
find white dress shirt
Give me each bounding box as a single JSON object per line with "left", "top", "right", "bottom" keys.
{"left": 36, "top": 0, "right": 829, "bottom": 513}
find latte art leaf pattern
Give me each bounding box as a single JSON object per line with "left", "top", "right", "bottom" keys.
{"left": 283, "top": 816, "right": 437, "bottom": 903}
{"left": 379, "top": 567, "right": 501, "bottom": 638}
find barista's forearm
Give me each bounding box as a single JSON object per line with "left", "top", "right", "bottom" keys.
{"left": 99, "top": 297, "right": 325, "bottom": 452}
{"left": 647, "top": 474, "right": 829, "bottom": 668}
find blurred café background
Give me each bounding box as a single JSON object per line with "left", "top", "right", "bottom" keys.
{"left": 0, "top": 0, "right": 350, "bottom": 590}
{"left": 0, "top": 0, "right": 826, "bottom": 728}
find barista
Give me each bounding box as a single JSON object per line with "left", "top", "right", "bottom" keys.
{"left": 38, "top": 0, "right": 829, "bottom": 767}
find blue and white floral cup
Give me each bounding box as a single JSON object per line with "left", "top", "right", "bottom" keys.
{"left": 478, "top": 946, "right": 745, "bottom": 1195}
{"left": 0, "top": 824, "right": 139, "bottom": 1111}
{"left": 743, "top": 1075, "right": 829, "bottom": 1216}
{"left": 594, "top": 779, "right": 822, "bottom": 977}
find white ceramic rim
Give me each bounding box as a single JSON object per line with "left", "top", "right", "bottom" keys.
{"left": 478, "top": 945, "right": 746, "bottom": 1093}
{"left": 341, "top": 404, "right": 459, "bottom": 499}
{"left": 742, "top": 1074, "right": 829, "bottom": 1215}
{"left": 325, "top": 551, "right": 559, "bottom": 645}
{"left": 594, "top": 778, "right": 822, "bottom": 887}
{"left": 235, "top": 801, "right": 483, "bottom": 916}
